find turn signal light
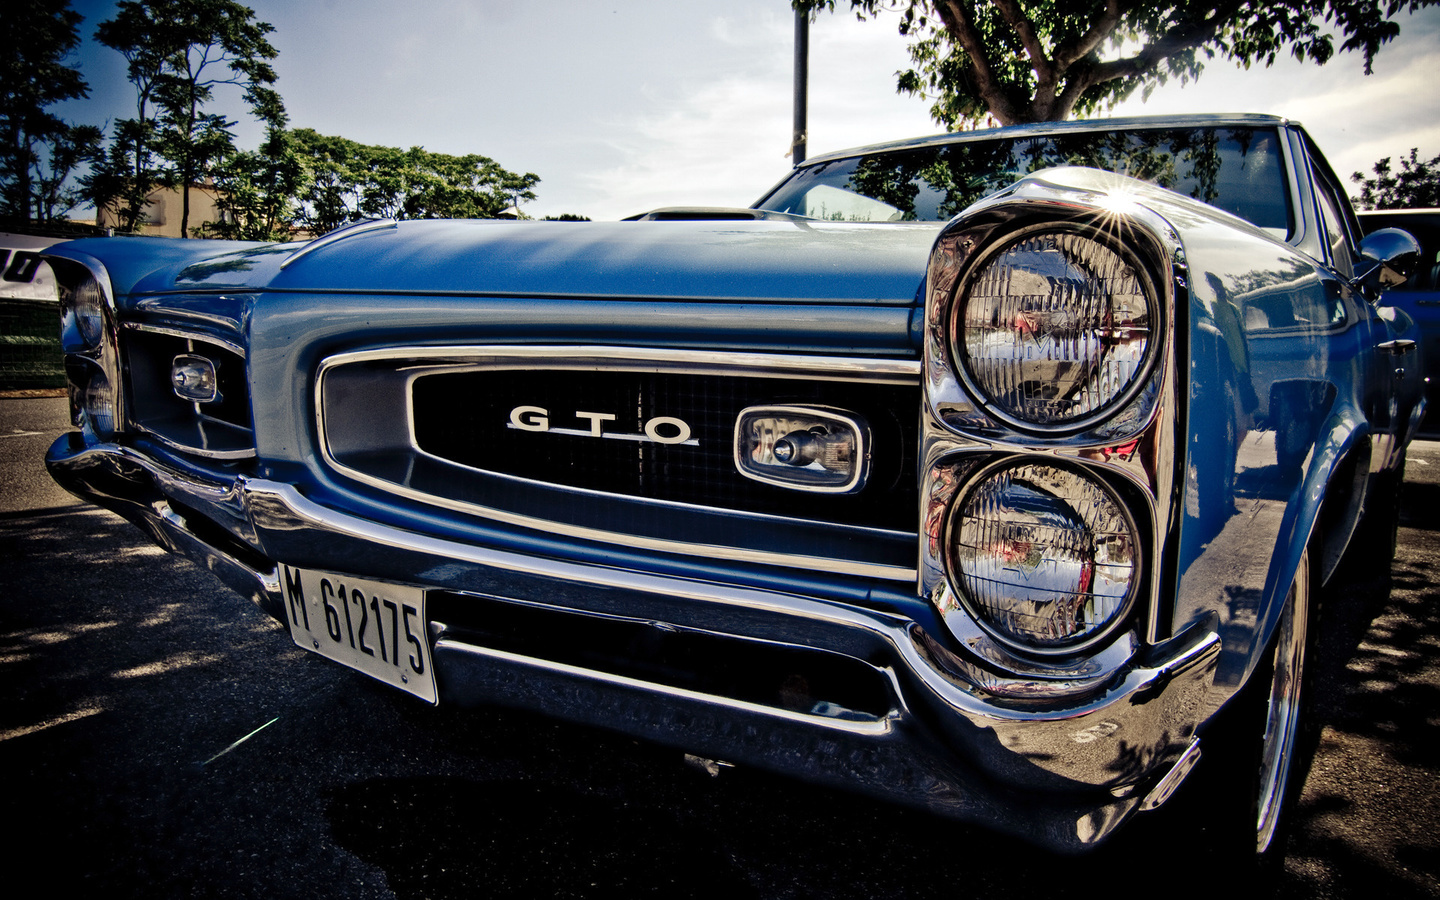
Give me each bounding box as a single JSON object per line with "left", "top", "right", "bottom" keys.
{"left": 171, "top": 354, "right": 221, "bottom": 403}
{"left": 734, "top": 406, "right": 870, "bottom": 493}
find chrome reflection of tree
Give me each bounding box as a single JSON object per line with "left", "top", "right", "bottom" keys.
{"left": 847, "top": 141, "right": 1019, "bottom": 220}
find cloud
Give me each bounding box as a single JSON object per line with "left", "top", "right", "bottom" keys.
{"left": 59, "top": 0, "right": 1439, "bottom": 221}
{"left": 572, "top": 9, "right": 935, "bottom": 220}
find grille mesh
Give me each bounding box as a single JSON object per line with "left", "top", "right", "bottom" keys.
{"left": 411, "top": 369, "right": 916, "bottom": 532}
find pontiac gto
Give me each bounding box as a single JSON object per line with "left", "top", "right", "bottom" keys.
{"left": 44, "top": 114, "right": 1422, "bottom": 859}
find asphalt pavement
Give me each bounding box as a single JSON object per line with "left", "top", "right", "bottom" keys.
{"left": 0, "top": 393, "right": 77, "bottom": 513}
{"left": 1, "top": 396, "right": 1436, "bottom": 899}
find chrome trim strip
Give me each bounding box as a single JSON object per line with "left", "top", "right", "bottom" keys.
{"left": 1276, "top": 123, "right": 1307, "bottom": 249}
{"left": 248, "top": 479, "right": 904, "bottom": 623}
{"left": 323, "top": 463, "right": 916, "bottom": 580}
{"left": 315, "top": 346, "right": 921, "bottom": 580}
{"left": 134, "top": 422, "right": 257, "bottom": 460}
{"left": 1139, "top": 737, "right": 1202, "bottom": 811}
{"left": 279, "top": 218, "right": 398, "bottom": 270}
{"left": 437, "top": 641, "right": 894, "bottom": 736}
{"left": 124, "top": 322, "right": 247, "bottom": 358}
{"left": 324, "top": 344, "right": 922, "bottom": 382}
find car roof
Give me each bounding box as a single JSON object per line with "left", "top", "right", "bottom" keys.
{"left": 797, "top": 113, "right": 1294, "bottom": 168}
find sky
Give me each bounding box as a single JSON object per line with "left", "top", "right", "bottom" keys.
{"left": 55, "top": 0, "right": 1440, "bottom": 222}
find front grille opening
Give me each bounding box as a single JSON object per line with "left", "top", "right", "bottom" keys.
{"left": 429, "top": 591, "right": 895, "bottom": 721}
{"left": 411, "top": 369, "right": 917, "bottom": 532}
{"left": 125, "top": 329, "right": 254, "bottom": 456}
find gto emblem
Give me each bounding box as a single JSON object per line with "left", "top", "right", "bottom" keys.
{"left": 508, "top": 406, "right": 696, "bottom": 445}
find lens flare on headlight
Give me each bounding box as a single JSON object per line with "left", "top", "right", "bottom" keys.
{"left": 953, "top": 229, "right": 1154, "bottom": 429}
{"left": 945, "top": 460, "right": 1138, "bottom": 652}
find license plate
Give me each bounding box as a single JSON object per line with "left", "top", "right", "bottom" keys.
{"left": 280, "top": 566, "right": 437, "bottom": 704}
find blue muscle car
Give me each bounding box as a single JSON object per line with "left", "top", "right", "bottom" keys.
{"left": 44, "top": 114, "right": 1422, "bottom": 859}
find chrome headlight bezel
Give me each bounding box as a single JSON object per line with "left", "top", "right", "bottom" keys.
{"left": 61, "top": 274, "right": 109, "bottom": 352}
{"left": 919, "top": 174, "right": 1187, "bottom": 681}
{"left": 922, "top": 186, "right": 1179, "bottom": 449}
{"left": 52, "top": 256, "right": 124, "bottom": 442}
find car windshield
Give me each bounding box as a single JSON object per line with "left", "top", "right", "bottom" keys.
{"left": 755, "top": 126, "right": 1293, "bottom": 236}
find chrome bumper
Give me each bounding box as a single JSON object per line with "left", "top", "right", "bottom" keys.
{"left": 47, "top": 433, "right": 1221, "bottom": 853}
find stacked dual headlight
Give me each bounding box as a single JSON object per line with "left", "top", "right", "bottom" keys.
{"left": 930, "top": 221, "right": 1161, "bottom": 658}
{"left": 56, "top": 262, "right": 122, "bottom": 441}
{"left": 952, "top": 226, "right": 1155, "bottom": 431}
{"left": 944, "top": 459, "right": 1139, "bottom": 653}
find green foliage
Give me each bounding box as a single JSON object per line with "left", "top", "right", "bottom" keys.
{"left": 1352, "top": 148, "right": 1440, "bottom": 209}
{"left": 5, "top": 0, "right": 544, "bottom": 238}
{"left": 91, "top": 0, "right": 282, "bottom": 235}
{"left": 0, "top": 0, "right": 103, "bottom": 224}
{"left": 31, "top": 123, "right": 105, "bottom": 223}
{"left": 197, "top": 125, "right": 302, "bottom": 240}
{"left": 796, "top": 1, "right": 1437, "bottom": 127}
{"left": 288, "top": 129, "right": 540, "bottom": 235}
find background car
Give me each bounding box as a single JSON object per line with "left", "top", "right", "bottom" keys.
{"left": 1360, "top": 209, "right": 1440, "bottom": 438}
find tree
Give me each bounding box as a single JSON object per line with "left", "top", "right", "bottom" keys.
{"left": 200, "top": 124, "right": 302, "bottom": 240}
{"left": 31, "top": 123, "right": 105, "bottom": 223}
{"left": 94, "top": 0, "right": 283, "bottom": 235}
{"left": 397, "top": 149, "right": 540, "bottom": 220}
{"left": 797, "top": 1, "right": 1438, "bottom": 128}
{"left": 286, "top": 129, "right": 374, "bottom": 234}
{"left": 0, "top": 0, "right": 101, "bottom": 225}
{"left": 1352, "top": 148, "right": 1440, "bottom": 209}
{"left": 289, "top": 129, "right": 540, "bottom": 234}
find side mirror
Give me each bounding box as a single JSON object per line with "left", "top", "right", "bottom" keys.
{"left": 1356, "top": 227, "right": 1423, "bottom": 298}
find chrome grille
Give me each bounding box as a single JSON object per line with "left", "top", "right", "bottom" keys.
{"left": 317, "top": 347, "right": 921, "bottom": 579}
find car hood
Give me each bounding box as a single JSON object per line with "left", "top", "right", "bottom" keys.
{"left": 58, "top": 219, "right": 941, "bottom": 306}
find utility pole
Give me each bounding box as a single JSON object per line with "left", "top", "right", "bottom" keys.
{"left": 792, "top": 7, "right": 808, "bottom": 166}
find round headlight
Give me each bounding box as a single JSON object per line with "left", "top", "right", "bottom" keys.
{"left": 72, "top": 277, "right": 107, "bottom": 348}
{"left": 951, "top": 228, "right": 1155, "bottom": 429}
{"left": 82, "top": 366, "right": 117, "bottom": 439}
{"left": 944, "top": 460, "right": 1139, "bottom": 654}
